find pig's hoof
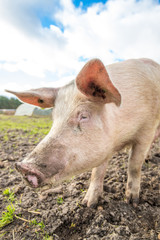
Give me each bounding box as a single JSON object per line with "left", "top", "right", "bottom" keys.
{"left": 126, "top": 193, "right": 139, "bottom": 207}
{"left": 82, "top": 190, "right": 101, "bottom": 208}
{"left": 82, "top": 198, "right": 97, "bottom": 208}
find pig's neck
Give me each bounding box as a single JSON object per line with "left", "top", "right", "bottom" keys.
{"left": 105, "top": 103, "right": 131, "bottom": 153}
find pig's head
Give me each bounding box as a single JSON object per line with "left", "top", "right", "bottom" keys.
{"left": 6, "top": 59, "right": 121, "bottom": 189}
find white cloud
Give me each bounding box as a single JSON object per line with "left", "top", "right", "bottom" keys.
{"left": 0, "top": 0, "right": 160, "bottom": 97}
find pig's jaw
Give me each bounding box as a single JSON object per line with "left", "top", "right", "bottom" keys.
{"left": 48, "top": 162, "right": 96, "bottom": 186}
{"left": 48, "top": 171, "right": 67, "bottom": 186}
{"left": 45, "top": 168, "right": 75, "bottom": 188}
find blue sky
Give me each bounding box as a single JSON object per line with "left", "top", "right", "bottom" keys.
{"left": 38, "top": 1, "right": 108, "bottom": 28}
{"left": 0, "top": 0, "right": 160, "bottom": 97}
{"left": 73, "top": 0, "right": 107, "bottom": 9}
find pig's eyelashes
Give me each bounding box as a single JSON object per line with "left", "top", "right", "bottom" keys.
{"left": 78, "top": 112, "right": 90, "bottom": 123}
{"left": 81, "top": 115, "right": 88, "bottom": 120}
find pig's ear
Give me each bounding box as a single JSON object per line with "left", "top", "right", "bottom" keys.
{"left": 5, "top": 88, "right": 59, "bottom": 108}
{"left": 76, "top": 59, "right": 121, "bottom": 106}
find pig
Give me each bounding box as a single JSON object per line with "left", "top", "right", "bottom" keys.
{"left": 6, "top": 58, "right": 160, "bottom": 207}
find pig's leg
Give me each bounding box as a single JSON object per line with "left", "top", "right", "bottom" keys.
{"left": 126, "top": 133, "right": 154, "bottom": 207}
{"left": 82, "top": 161, "right": 108, "bottom": 207}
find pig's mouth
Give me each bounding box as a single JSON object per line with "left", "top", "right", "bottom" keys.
{"left": 15, "top": 162, "right": 45, "bottom": 188}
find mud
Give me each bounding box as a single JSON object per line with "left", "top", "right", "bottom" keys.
{"left": 0, "top": 128, "right": 160, "bottom": 240}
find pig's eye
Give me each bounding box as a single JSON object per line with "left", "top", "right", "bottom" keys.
{"left": 81, "top": 116, "right": 87, "bottom": 119}
{"left": 78, "top": 112, "right": 90, "bottom": 122}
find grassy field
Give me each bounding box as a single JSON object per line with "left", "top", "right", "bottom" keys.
{"left": 0, "top": 115, "right": 52, "bottom": 143}
{"left": 0, "top": 115, "right": 53, "bottom": 239}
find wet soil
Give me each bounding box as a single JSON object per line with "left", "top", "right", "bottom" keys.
{"left": 0, "top": 128, "right": 160, "bottom": 240}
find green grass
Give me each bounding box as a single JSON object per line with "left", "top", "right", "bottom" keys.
{"left": 3, "top": 188, "right": 16, "bottom": 203}
{"left": 70, "top": 222, "right": 76, "bottom": 228}
{"left": 30, "top": 219, "right": 52, "bottom": 239}
{"left": 0, "top": 204, "right": 15, "bottom": 229}
{"left": 0, "top": 115, "right": 52, "bottom": 138}
{"left": 30, "top": 219, "right": 45, "bottom": 230}
{"left": 0, "top": 232, "right": 7, "bottom": 238}
{"left": 3, "top": 135, "right": 9, "bottom": 142}
{"left": 0, "top": 188, "right": 16, "bottom": 229}
{"left": 1, "top": 189, "right": 52, "bottom": 238}
{"left": 29, "top": 218, "right": 38, "bottom": 225}
{"left": 57, "top": 196, "right": 64, "bottom": 205}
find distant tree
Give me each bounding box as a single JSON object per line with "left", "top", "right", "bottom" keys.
{"left": 0, "top": 96, "right": 22, "bottom": 109}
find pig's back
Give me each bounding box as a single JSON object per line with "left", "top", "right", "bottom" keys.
{"left": 106, "top": 58, "right": 160, "bottom": 135}
{"left": 106, "top": 58, "right": 160, "bottom": 106}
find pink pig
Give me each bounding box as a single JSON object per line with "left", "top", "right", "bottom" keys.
{"left": 6, "top": 58, "right": 160, "bottom": 207}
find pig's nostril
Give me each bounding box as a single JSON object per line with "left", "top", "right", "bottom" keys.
{"left": 15, "top": 162, "right": 30, "bottom": 175}
{"left": 15, "top": 162, "right": 44, "bottom": 188}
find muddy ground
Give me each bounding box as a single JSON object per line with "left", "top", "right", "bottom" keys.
{"left": 0, "top": 127, "right": 160, "bottom": 240}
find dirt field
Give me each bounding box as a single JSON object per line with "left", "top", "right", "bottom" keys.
{"left": 0, "top": 116, "right": 160, "bottom": 240}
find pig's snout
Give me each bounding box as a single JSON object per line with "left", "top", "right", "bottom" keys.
{"left": 15, "top": 162, "right": 45, "bottom": 188}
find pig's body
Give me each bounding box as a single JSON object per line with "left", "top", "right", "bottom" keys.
{"left": 7, "top": 58, "right": 160, "bottom": 207}
{"left": 107, "top": 58, "right": 160, "bottom": 151}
